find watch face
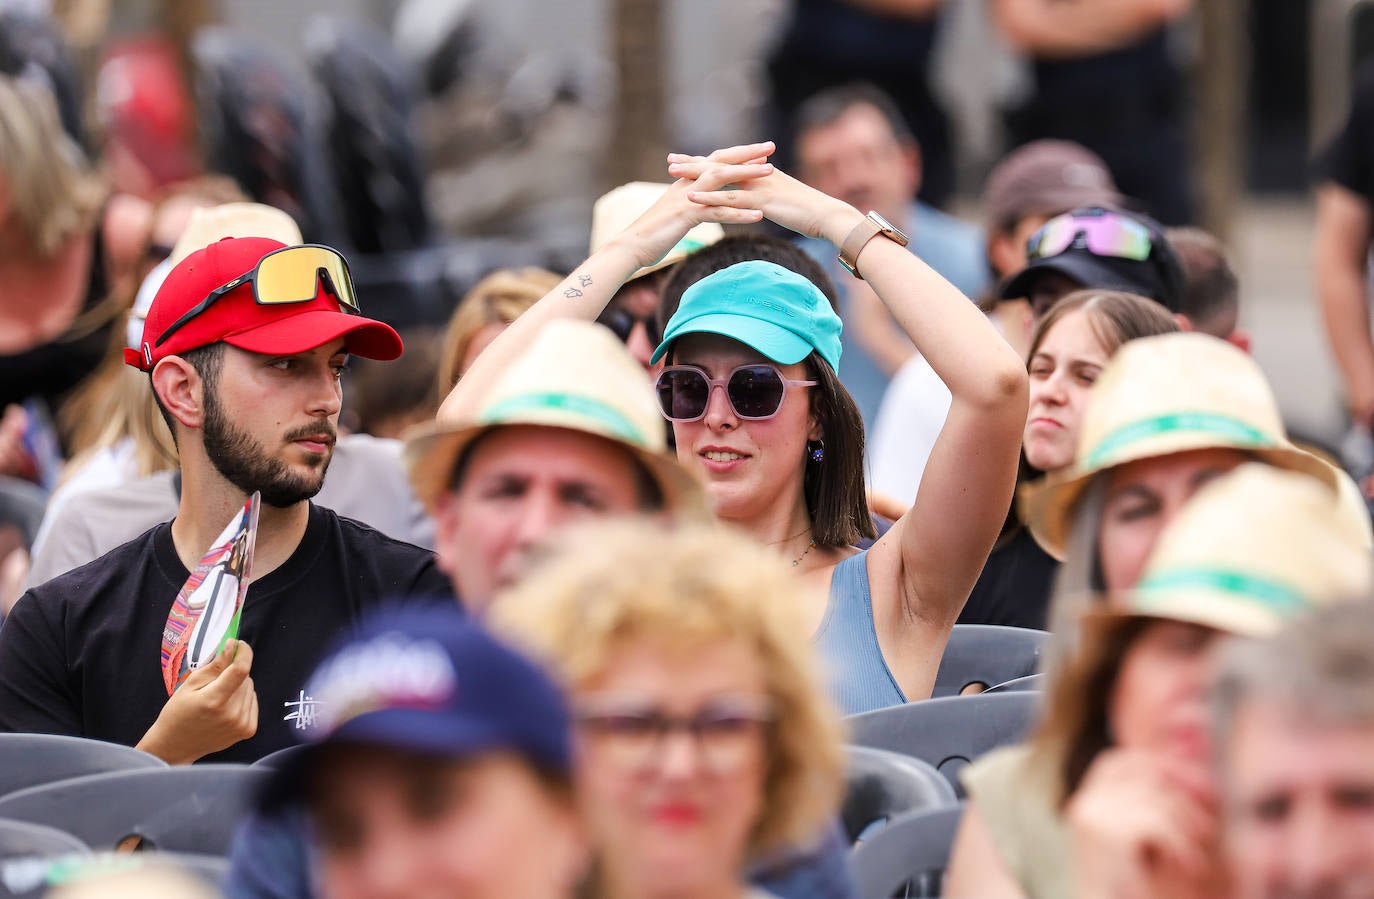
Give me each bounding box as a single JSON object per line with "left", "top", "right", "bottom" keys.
{"left": 868, "top": 212, "right": 910, "bottom": 246}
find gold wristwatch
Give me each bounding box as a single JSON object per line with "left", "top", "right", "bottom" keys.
{"left": 837, "top": 211, "right": 910, "bottom": 279}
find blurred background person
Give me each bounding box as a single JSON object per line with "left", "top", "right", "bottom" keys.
{"left": 436, "top": 267, "right": 562, "bottom": 395}
{"left": 979, "top": 139, "right": 1126, "bottom": 357}
{"left": 260, "top": 605, "right": 589, "bottom": 899}
{"left": 0, "top": 75, "right": 122, "bottom": 483}
{"left": 493, "top": 520, "right": 848, "bottom": 899}
{"left": 1214, "top": 600, "right": 1374, "bottom": 899}
{"left": 1167, "top": 225, "right": 1249, "bottom": 350}
{"left": 947, "top": 462, "right": 1373, "bottom": 898}
{"left": 766, "top": 0, "right": 955, "bottom": 209}
{"left": 1315, "top": 60, "right": 1374, "bottom": 498}
{"left": 589, "top": 182, "right": 725, "bottom": 371}
{"left": 991, "top": 0, "right": 1196, "bottom": 225}
{"left": 791, "top": 82, "right": 987, "bottom": 427}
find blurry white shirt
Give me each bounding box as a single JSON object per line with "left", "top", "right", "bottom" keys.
{"left": 868, "top": 352, "right": 952, "bottom": 507}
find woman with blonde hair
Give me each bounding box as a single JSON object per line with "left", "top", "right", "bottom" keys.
{"left": 492, "top": 519, "right": 846, "bottom": 899}
{"left": 436, "top": 267, "right": 563, "bottom": 395}
{"left": 945, "top": 463, "right": 1373, "bottom": 898}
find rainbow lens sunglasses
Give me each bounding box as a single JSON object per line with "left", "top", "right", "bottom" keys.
{"left": 155, "top": 244, "right": 360, "bottom": 348}
{"left": 655, "top": 364, "right": 816, "bottom": 422}
{"left": 1027, "top": 209, "right": 1155, "bottom": 263}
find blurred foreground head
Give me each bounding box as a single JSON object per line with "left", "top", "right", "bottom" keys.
{"left": 491, "top": 519, "right": 845, "bottom": 897}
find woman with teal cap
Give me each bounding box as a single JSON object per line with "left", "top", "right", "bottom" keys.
{"left": 444, "top": 142, "right": 1028, "bottom": 713}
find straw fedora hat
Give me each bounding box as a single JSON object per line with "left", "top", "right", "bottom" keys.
{"left": 1085, "top": 463, "right": 1372, "bottom": 640}
{"left": 1022, "top": 332, "right": 1343, "bottom": 558}
{"left": 590, "top": 182, "right": 725, "bottom": 280}
{"left": 405, "top": 319, "right": 706, "bottom": 517}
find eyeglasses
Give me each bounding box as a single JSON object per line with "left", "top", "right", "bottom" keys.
{"left": 575, "top": 694, "right": 775, "bottom": 775}
{"left": 597, "top": 308, "right": 663, "bottom": 348}
{"left": 155, "top": 244, "right": 361, "bottom": 349}
{"left": 1027, "top": 210, "right": 1154, "bottom": 263}
{"left": 655, "top": 364, "right": 816, "bottom": 422}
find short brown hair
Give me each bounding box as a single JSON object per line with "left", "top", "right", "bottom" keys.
{"left": 1166, "top": 227, "right": 1239, "bottom": 339}
{"left": 1028, "top": 289, "right": 1180, "bottom": 364}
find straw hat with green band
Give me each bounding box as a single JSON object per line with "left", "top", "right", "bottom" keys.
{"left": 1082, "top": 463, "right": 1372, "bottom": 641}
{"left": 590, "top": 182, "right": 725, "bottom": 281}
{"left": 405, "top": 319, "right": 707, "bottom": 518}
{"left": 1021, "top": 333, "right": 1345, "bottom": 559}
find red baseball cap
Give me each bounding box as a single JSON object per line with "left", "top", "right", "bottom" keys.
{"left": 124, "top": 236, "right": 403, "bottom": 371}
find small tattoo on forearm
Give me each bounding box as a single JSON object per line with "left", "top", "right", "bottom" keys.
{"left": 564, "top": 287, "right": 583, "bottom": 299}
{"left": 578, "top": 274, "right": 594, "bottom": 287}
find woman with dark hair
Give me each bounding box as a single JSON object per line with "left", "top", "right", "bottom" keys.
{"left": 959, "top": 290, "right": 1179, "bottom": 630}
{"left": 444, "top": 141, "right": 1028, "bottom": 713}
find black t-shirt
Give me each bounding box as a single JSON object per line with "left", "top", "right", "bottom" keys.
{"left": 1316, "top": 61, "right": 1374, "bottom": 205}
{"left": 958, "top": 527, "right": 1057, "bottom": 630}
{"left": 0, "top": 504, "right": 451, "bottom": 762}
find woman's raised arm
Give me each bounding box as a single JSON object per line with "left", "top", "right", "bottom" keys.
{"left": 436, "top": 145, "right": 775, "bottom": 422}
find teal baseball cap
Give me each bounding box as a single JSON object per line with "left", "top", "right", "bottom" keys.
{"left": 650, "top": 260, "right": 843, "bottom": 372}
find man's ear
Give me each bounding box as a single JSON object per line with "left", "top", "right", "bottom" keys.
{"left": 150, "top": 356, "right": 205, "bottom": 431}
{"left": 1174, "top": 313, "right": 1194, "bottom": 332}
{"left": 429, "top": 492, "right": 460, "bottom": 578}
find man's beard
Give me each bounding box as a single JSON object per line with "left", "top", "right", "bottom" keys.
{"left": 202, "top": 389, "right": 333, "bottom": 509}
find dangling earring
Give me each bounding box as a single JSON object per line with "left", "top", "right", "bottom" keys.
{"left": 808, "top": 439, "right": 825, "bottom": 464}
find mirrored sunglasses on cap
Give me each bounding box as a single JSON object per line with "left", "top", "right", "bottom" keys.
{"left": 1027, "top": 209, "right": 1154, "bottom": 263}
{"left": 155, "top": 244, "right": 361, "bottom": 349}
{"left": 655, "top": 364, "right": 816, "bottom": 422}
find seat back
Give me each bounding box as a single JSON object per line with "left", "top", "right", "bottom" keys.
{"left": 932, "top": 625, "right": 1048, "bottom": 697}
{"left": 841, "top": 747, "right": 957, "bottom": 843}
{"left": 0, "top": 818, "right": 88, "bottom": 859}
{"left": 0, "top": 734, "right": 166, "bottom": 799}
{"left": 251, "top": 743, "right": 307, "bottom": 770}
{"left": 850, "top": 804, "right": 964, "bottom": 898}
{"left": 984, "top": 673, "right": 1045, "bottom": 693}
{"left": 0, "top": 764, "right": 268, "bottom": 854}
{"left": 845, "top": 692, "right": 1039, "bottom": 797}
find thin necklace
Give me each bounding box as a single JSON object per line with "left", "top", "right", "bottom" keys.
{"left": 792, "top": 539, "right": 816, "bottom": 568}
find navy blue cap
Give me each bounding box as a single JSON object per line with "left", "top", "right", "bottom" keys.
{"left": 260, "top": 604, "right": 569, "bottom": 808}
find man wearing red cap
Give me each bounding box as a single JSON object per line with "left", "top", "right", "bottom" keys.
{"left": 0, "top": 237, "right": 450, "bottom": 764}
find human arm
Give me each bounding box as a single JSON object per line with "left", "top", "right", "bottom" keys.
{"left": 134, "top": 640, "right": 259, "bottom": 765}
{"left": 944, "top": 802, "right": 1029, "bottom": 899}
{"left": 679, "top": 154, "right": 1027, "bottom": 697}
{"left": 840, "top": 0, "right": 944, "bottom": 19}
{"left": 992, "top": 0, "right": 1193, "bottom": 58}
{"left": 1315, "top": 183, "right": 1374, "bottom": 429}
{"left": 436, "top": 145, "right": 776, "bottom": 422}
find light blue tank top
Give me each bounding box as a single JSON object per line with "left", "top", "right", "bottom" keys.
{"left": 813, "top": 550, "right": 908, "bottom": 715}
